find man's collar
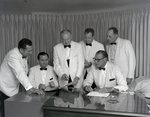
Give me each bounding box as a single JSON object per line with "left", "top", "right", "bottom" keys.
{"left": 96, "top": 62, "right": 108, "bottom": 70}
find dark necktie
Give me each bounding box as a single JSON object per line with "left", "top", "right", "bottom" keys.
{"left": 40, "top": 68, "right": 47, "bottom": 70}
{"left": 86, "top": 43, "right": 92, "bottom": 46}
{"left": 99, "top": 67, "right": 105, "bottom": 71}
{"left": 64, "top": 45, "right": 71, "bottom": 48}
{"left": 110, "top": 42, "right": 116, "bottom": 45}
{"left": 68, "top": 75, "right": 74, "bottom": 91}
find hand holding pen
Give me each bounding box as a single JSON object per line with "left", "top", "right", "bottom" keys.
{"left": 61, "top": 74, "right": 69, "bottom": 81}
{"left": 49, "top": 78, "right": 55, "bottom": 88}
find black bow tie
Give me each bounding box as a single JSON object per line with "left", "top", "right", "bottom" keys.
{"left": 64, "top": 45, "right": 71, "bottom": 48}
{"left": 22, "top": 56, "right": 26, "bottom": 59}
{"left": 40, "top": 68, "right": 47, "bottom": 70}
{"left": 86, "top": 43, "right": 92, "bottom": 46}
{"left": 99, "top": 67, "right": 105, "bottom": 71}
{"left": 110, "top": 42, "right": 117, "bottom": 45}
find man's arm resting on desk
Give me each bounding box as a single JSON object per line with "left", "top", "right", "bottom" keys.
{"left": 27, "top": 87, "right": 45, "bottom": 95}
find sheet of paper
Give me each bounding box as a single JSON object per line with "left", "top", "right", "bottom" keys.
{"left": 87, "top": 91, "right": 110, "bottom": 97}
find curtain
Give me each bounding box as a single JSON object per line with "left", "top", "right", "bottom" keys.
{"left": 0, "top": 5, "right": 150, "bottom": 77}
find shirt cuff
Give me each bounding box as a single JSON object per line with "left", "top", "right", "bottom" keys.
{"left": 25, "top": 85, "right": 33, "bottom": 91}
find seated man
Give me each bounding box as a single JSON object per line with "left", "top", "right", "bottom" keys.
{"left": 83, "top": 50, "right": 128, "bottom": 93}
{"left": 29, "top": 52, "right": 58, "bottom": 90}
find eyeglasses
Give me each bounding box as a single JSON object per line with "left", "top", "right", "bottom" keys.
{"left": 93, "top": 57, "right": 105, "bottom": 62}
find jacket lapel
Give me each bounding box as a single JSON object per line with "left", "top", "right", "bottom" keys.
{"left": 114, "top": 38, "right": 121, "bottom": 61}
{"left": 61, "top": 43, "right": 69, "bottom": 68}
{"left": 82, "top": 42, "right": 87, "bottom": 60}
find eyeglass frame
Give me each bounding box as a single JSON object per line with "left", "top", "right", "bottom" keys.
{"left": 93, "top": 57, "right": 105, "bottom": 62}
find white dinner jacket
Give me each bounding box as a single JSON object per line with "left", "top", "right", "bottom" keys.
{"left": 0, "top": 47, "right": 32, "bottom": 97}
{"left": 80, "top": 40, "right": 104, "bottom": 62}
{"left": 53, "top": 41, "right": 84, "bottom": 88}
{"left": 106, "top": 37, "right": 136, "bottom": 79}
{"left": 80, "top": 40, "right": 104, "bottom": 72}
{"left": 83, "top": 62, "right": 128, "bottom": 91}
{"left": 29, "top": 65, "right": 58, "bottom": 88}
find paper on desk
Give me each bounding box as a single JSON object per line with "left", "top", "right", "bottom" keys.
{"left": 87, "top": 91, "right": 110, "bottom": 97}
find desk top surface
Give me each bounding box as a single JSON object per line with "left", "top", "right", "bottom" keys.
{"left": 42, "top": 89, "right": 150, "bottom": 116}
{"left": 5, "top": 89, "right": 150, "bottom": 116}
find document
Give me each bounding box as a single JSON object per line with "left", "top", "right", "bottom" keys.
{"left": 87, "top": 91, "right": 110, "bottom": 97}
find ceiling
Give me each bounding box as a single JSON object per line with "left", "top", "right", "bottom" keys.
{"left": 1, "top": 0, "right": 150, "bottom": 14}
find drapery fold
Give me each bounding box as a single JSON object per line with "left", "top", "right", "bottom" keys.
{"left": 0, "top": 5, "right": 150, "bottom": 77}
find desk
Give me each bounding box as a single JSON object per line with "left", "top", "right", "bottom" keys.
{"left": 5, "top": 91, "right": 56, "bottom": 117}
{"left": 42, "top": 90, "right": 150, "bottom": 117}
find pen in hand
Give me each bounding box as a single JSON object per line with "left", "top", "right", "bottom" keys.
{"left": 49, "top": 78, "right": 55, "bottom": 88}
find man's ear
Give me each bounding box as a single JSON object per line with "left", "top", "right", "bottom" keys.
{"left": 19, "top": 48, "right": 24, "bottom": 54}
{"left": 37, "top": 59, "right": 39, "bottom": 64}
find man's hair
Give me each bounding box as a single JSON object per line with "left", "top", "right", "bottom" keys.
{"left": 108, "top": 27, "right": 118, "bottom": 35}
{"left": 84, "top": 28, "right": 94, "bottom": 36}
{"left": 18, "top": 38, "right": 32, "bottom": 49}
{"left": 60, "top": 29, "right": 72, "bottom": 35}
{"left": 96, "top": 50, "right": 108, "bottom": 59}
{"left": 37, "top": 52, "right": 49, "bottom": 60}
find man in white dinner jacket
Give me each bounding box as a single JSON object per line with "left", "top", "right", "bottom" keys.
{"left": 80, "top": 28, "right": 104, "bottom": 87}
{"left": 106, "top": 27, "right": 136, "bottom": 85}
{"left": 0, "top": 38, "right": 44, "bottom": 117}
{"left": 53, "top": 29, "right": 84, "bottom": 91}
{"left": 29, "top": 52, "right": 58, "bottom": 90}
{"left": 83, "top": 50, "right": 128, "bottom": 92}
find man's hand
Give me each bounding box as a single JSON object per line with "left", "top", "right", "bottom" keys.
{"left": 84, "top": 61, "right": 92, "bottom": 69}
{"left": 93, "top": 87, "right": 100, "bottom": 91}
{"left": 72, "top": 76, "right": 79, "bottom": 85}
{"left": 27, "top": 87, "right": 45, "bottom": 95}
{"left": 61, "top": 74, "right": 69, "bottom": 81}
{"left": 39, "top": 84, "right": 46, "bottom": 90}
{"left": 126, "top": 78, "right": 133, "bottom": 85}
{"left": 49, "top": 81, "right": 55, "bottom": 88}
{"left": 84, "top": 85, "right": 93, "bottom": 92}
{"left": 99, "top": 87, "right": 113, "bottom": 93}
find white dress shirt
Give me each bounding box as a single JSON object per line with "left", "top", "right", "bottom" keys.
{"left": 109, "top": 43, "right": 117, "bottom": 63}
{"left": 65, "top": 47, "right": 71, "bottom": 60}
{"left": 86, "top": 45, "right": 92, "bottom": 60}
{"left": 40, "top": 70, "right": 47, "bottom": 84}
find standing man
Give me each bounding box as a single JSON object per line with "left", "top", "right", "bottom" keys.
{"left": 106, "top": 27, "right": 136, "bottom": 85}
{"left": 53, "top": 29, "right": 84, "bottom": 91}
{"left": 80, "top": 28, "right": 104, "bottom": 87}
{"left": 83, "top": 50, "right": 128, "bottom": 92}
{"left": 0, "top": 38, "right": 44, "bottom": 117}
{"left": 29, "top": 52, "right": 58, "bottom": 90}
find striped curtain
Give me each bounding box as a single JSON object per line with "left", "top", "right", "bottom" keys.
{"left": 0, "top": 5, "right": 150, "bottom": 77}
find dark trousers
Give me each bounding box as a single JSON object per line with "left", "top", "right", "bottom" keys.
{"left": 0, "top": 91, "right": 9, "bottom": 117}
